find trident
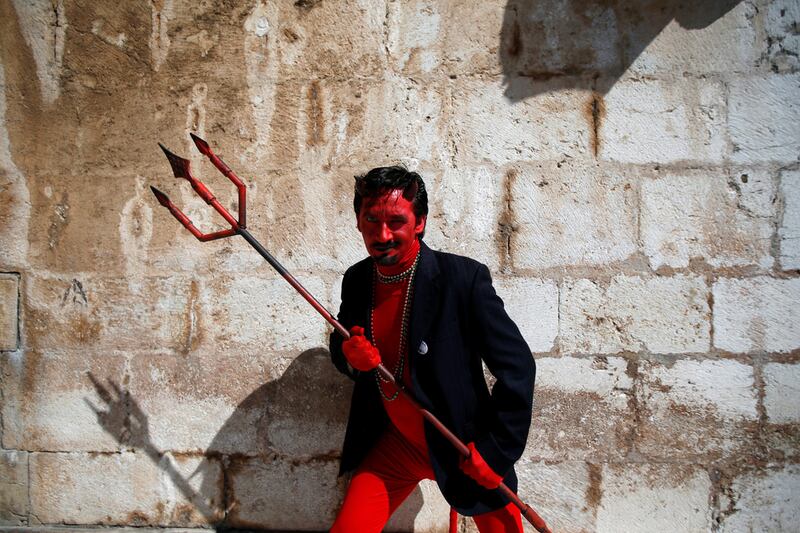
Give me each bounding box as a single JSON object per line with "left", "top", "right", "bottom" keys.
{"left": 151, "top": 134, "right": 552, "bottom": 533}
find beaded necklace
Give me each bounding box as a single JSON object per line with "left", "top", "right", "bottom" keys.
{"left": 371, "top": 251, "right": 420, "bottom": 401}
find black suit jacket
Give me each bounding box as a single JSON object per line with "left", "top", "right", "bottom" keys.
{"left": 329, "top": 241, "right": 535, "bottom": 516}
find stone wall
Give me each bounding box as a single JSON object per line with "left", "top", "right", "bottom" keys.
{"left": 1, "top": 0, "right": 798, "bottom": 531}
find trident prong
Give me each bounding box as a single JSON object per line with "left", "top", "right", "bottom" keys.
{"left": 150, "top": 134, "right": 552, "bottom": 533}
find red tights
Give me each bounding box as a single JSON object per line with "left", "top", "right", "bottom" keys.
{"left": 331, "top": 428, "right": 523, "bottom": 533}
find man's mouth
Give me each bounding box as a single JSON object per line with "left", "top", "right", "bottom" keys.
{"left": 372, "top": 243, "right": 397, "bottom": 252}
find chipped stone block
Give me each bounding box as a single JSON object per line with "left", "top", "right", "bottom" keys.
{"left": 560, "top": 275, "right": 710, "bottom": 355}
{"left": 600, "top": 79, "right": 726, "bottom": 164}
{"left": 637, "top": 359, "right": 758, "bottom": 460}
{"left": 425, "top": 166, "right": 505, "bottom": 273}
{"left": 29, "top": 451, "right": 223, "bottom": 525}
{"left": 763, "top": 362, "right": 800, "bottom": 424}
{"left": 720, "top": 466, "right": 800, "bottom": 532}
{"left": 527, "top": 357, "right": 633, "bottom": 461}
{"left": 0, "top": 450, "right": 28, "bottom": 526}
{"left": 128, "top": 348, "right": 350, "bottom": 456}
{"left": 765, "top": 1, "right": 800, "bottom": 73}
{"left": 386, "top": 479, "right": 449, "bottom": 532}
{"left": 1, "top": 351, "right": 127, "bottom": 452}
{"left": 511, "top": 162, "right": 637, "bottom": 270}
{"left": 512, "top": 460, "right": 596, "bottom": 533}
{"left": 779, "top": 169, "right": 800, "bottom": 270}
{"left": 23, "top": 274, "right": 204, "bottom": 354}
{"left": 0, "top": 274, "right": 19, "bottom": 351}
{"left": 597, "top": 463, "right": 712, "bottom": 532}
{"left": 641, "top": 172, "right": 774, "bottom": 269}
{"left": 729, "top": 74, "right": 800, "bottom": 164}
{"left": 713, "top": 277, "right": 800, "bottom": 353}
{"left": 227, "top": 456, "right": 343, "bottom": 530}
{"left": 206, "top": 273, "right": 328, "bottom": 354}
{"left": 494, "top": 277, "right": 558, "bottom": 353}
{"left": 449, "top": 79, "right": 591, "bottom": 166}
{"left": 626, "top": 2, "right": 759, "bottom": 76}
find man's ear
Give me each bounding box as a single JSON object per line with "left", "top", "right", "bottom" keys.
{"left": 415, "top": 215, "right": 427, "bottom": 236}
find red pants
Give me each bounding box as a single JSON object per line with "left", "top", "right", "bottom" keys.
{"left": 331, "top": 427, "right": 523, "bottom": 532}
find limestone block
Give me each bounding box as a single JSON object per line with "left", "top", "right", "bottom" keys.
{"left": 527, "top": 357, "right": 633, "bottom": 462}
{"left": 227, "top": 456, "right": 343, "bottom": 530}
{"left": 425, "top": 165, "right": 505, "bottom": 273}
{"left": 626, "top": 2, "right": 759, "bottom": 76}
{"left": 2, "top": 351, "right": 127, "bottom": 452}
{"left": 29, "top": 451, "right": 223, "bottom": 525}
{"left": 763, "top": 362, "right": 800, "bottom": 424}
{"left": 713, "top": 277, "right": 800, "bottom": 353}
{"left": 494, "top": 276, "right": 558, "bottom": 353}
{"left": 0, "top": 274, "right": 19, "bottom": 351}
{"left": 720, "top": 466, "right": 800, "bottom": 532}
{"left": 729, "top": 74, "right": 800, "bottom": 164}
{"left": 780, "top": 170, "right": 800, "bottom": 270}
{"left": 385, "top": 479, "right": 449, "bottom": 532}
{"left": 765, "top": 1, "right": 800, "bottom": 73}
{"left": 512, "top": 460, "right": 596, "bottom": 533}
{"left": 23, "top": 274, "right": 204, "bottom": 354}
{"left": 596, "top": 463, "right": 712, "bottom": 532}
{"left": 449, "top": 79, "right": 591, "bottom": 166}
{"left": 511, "top": 161, "right": 638, "bottom": 270}
{"left": 641, "top": 172, "right": 774, "bottom": 269}
{"left": 128, "top": 348, "right": 350, "bottom": 456}
{"left": 637, "top": 359, "right": 758, "bottom": 460}
{"left": 560, "top": 275, "right": 710, "bottom": 355}
{"left": 0, "top": 450, "right": 28, "bottom": 526}
{"left": 205, "top": 273, "right": 328, "bottom": 354}
{"left": 600, "top": 79, "right": 726, "bottom": 164}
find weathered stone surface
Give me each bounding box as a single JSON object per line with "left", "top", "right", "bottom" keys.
{"left": 720, "top": 466, "right": 800, "bottom": 532}
{"left": 729, "top": 74, "right": 800, "bottom": 164}
{"left": 127, "top": 348, "right": 350, "bottom": 456}
{"left": 511, "top": 162, "right": 637, "bottom": 270}
{"left": 386, "top": 479, "right": 449, "bottom": 533}
{"left": 494, "top": 277, "right": 558, "bottom": 353}
{"left": 626, "top": 2, "right": 758, "bottom": 76}
{"left": 425, "top": 165, "right": 505, "bottom": 272}
{"left": 0, "top": 274, "right": 19, "bottom": 351}
{"left": 637, "top": 359, "right": 758, "bottom": 460}
{"left": 596, "top": 463, "right": 711, "bottom": 532}
{"left": 641, "top": 172, "right": 774, "bottom": 269}
{"left": 713, "top": 277, "right": 800, "bottom": 353}
{"left": 2, "top": 351, "right": 127, "bottom": 452}
{"left": 765, "top": 1, "right": 800, "bottom": 73}
{"left": 600, "top": 79, "right": 726, "bottom": 164}
{"left": 227, "top": 456, "right": 343, "bottom": 530}
{"left": 763, "top": 362, "right": 800, "bottom": 424}
{"left": 528, "top": 357, "right": 633, "bottom": 462}
{"left": 30, "top": 451, "right": 223, "bottom": 525}
{"left": 0, "top": 450, "right": 28, "bottom": 526}
{"left": 449, "top": 79, "right": 591, "bottom": 166}
{"left": 560, "top": 275, "right": 710, "bottom": 355}
{"left": 780, "top": 169, "right": 800, "bottom": 270}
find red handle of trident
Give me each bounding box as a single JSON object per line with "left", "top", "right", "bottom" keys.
{"left": 151, "top": 134, "right": 552, "bottom": 533}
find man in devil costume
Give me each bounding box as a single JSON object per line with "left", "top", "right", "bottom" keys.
{"left": 329, "top": 166, "right": 535, "bottom": 532}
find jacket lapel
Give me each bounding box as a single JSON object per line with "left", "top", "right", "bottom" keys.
{"left": 409, "top": 240, "right": 440, "bottom": 361}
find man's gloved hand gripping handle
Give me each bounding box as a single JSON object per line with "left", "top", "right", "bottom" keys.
{"left": 459, "top": 441, "right": 504, "bottom": 489}
{"left": 342, "top": 326, "right": 382, "bottom": 372}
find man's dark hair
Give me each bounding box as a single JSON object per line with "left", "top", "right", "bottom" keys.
{"left": 353, "top": 166, "right": 429, "bottom": 236}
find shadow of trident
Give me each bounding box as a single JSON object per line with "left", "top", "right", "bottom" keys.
{"left": 150, "top": 134, "right": 552, "bottom": 533}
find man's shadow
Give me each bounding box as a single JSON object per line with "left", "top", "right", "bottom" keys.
{"left": 500, "top": 0, "right": 743, "bottom": 100}
{"left": 87, "top": 348, "right": 427, "bottom": 530}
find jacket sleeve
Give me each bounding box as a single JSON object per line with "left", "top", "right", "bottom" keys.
{"left": 469, "top": 263, "right": 535, "bottom": 477}
{"left": 329, "top": 269, "right": 359, "bottom": 381}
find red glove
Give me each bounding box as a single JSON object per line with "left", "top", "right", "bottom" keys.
{"left": 459, "top": 442, "right": 503, "bottom": 489}
{"left": 342, "top": 326, "right": 381, "bottom": 372}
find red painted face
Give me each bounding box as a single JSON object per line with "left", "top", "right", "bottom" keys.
{"left": 357, "top": 189, "right": 426, "bottom": 266}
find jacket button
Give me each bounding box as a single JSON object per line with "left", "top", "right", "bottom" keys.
{"left": 418, "top": 341, "right": 428, "bottom": 355}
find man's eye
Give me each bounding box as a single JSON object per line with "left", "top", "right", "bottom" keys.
{"left": 366, "top": 216, "right": 378, "bottom": 223}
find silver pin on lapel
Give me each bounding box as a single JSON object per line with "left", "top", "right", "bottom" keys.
{"left": 418, "top": 341, "right": 428, "bottom": 355}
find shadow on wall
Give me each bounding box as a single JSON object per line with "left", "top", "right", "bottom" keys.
{"left": 88, "top": 348, "right": 427, "bottom": 530}
{"left": 500, "top": 0, "right": 743, "bottom": 100}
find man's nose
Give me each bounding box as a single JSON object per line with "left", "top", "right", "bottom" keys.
{"left": 379, "top": 223, "right": 392, "bottom": 241}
